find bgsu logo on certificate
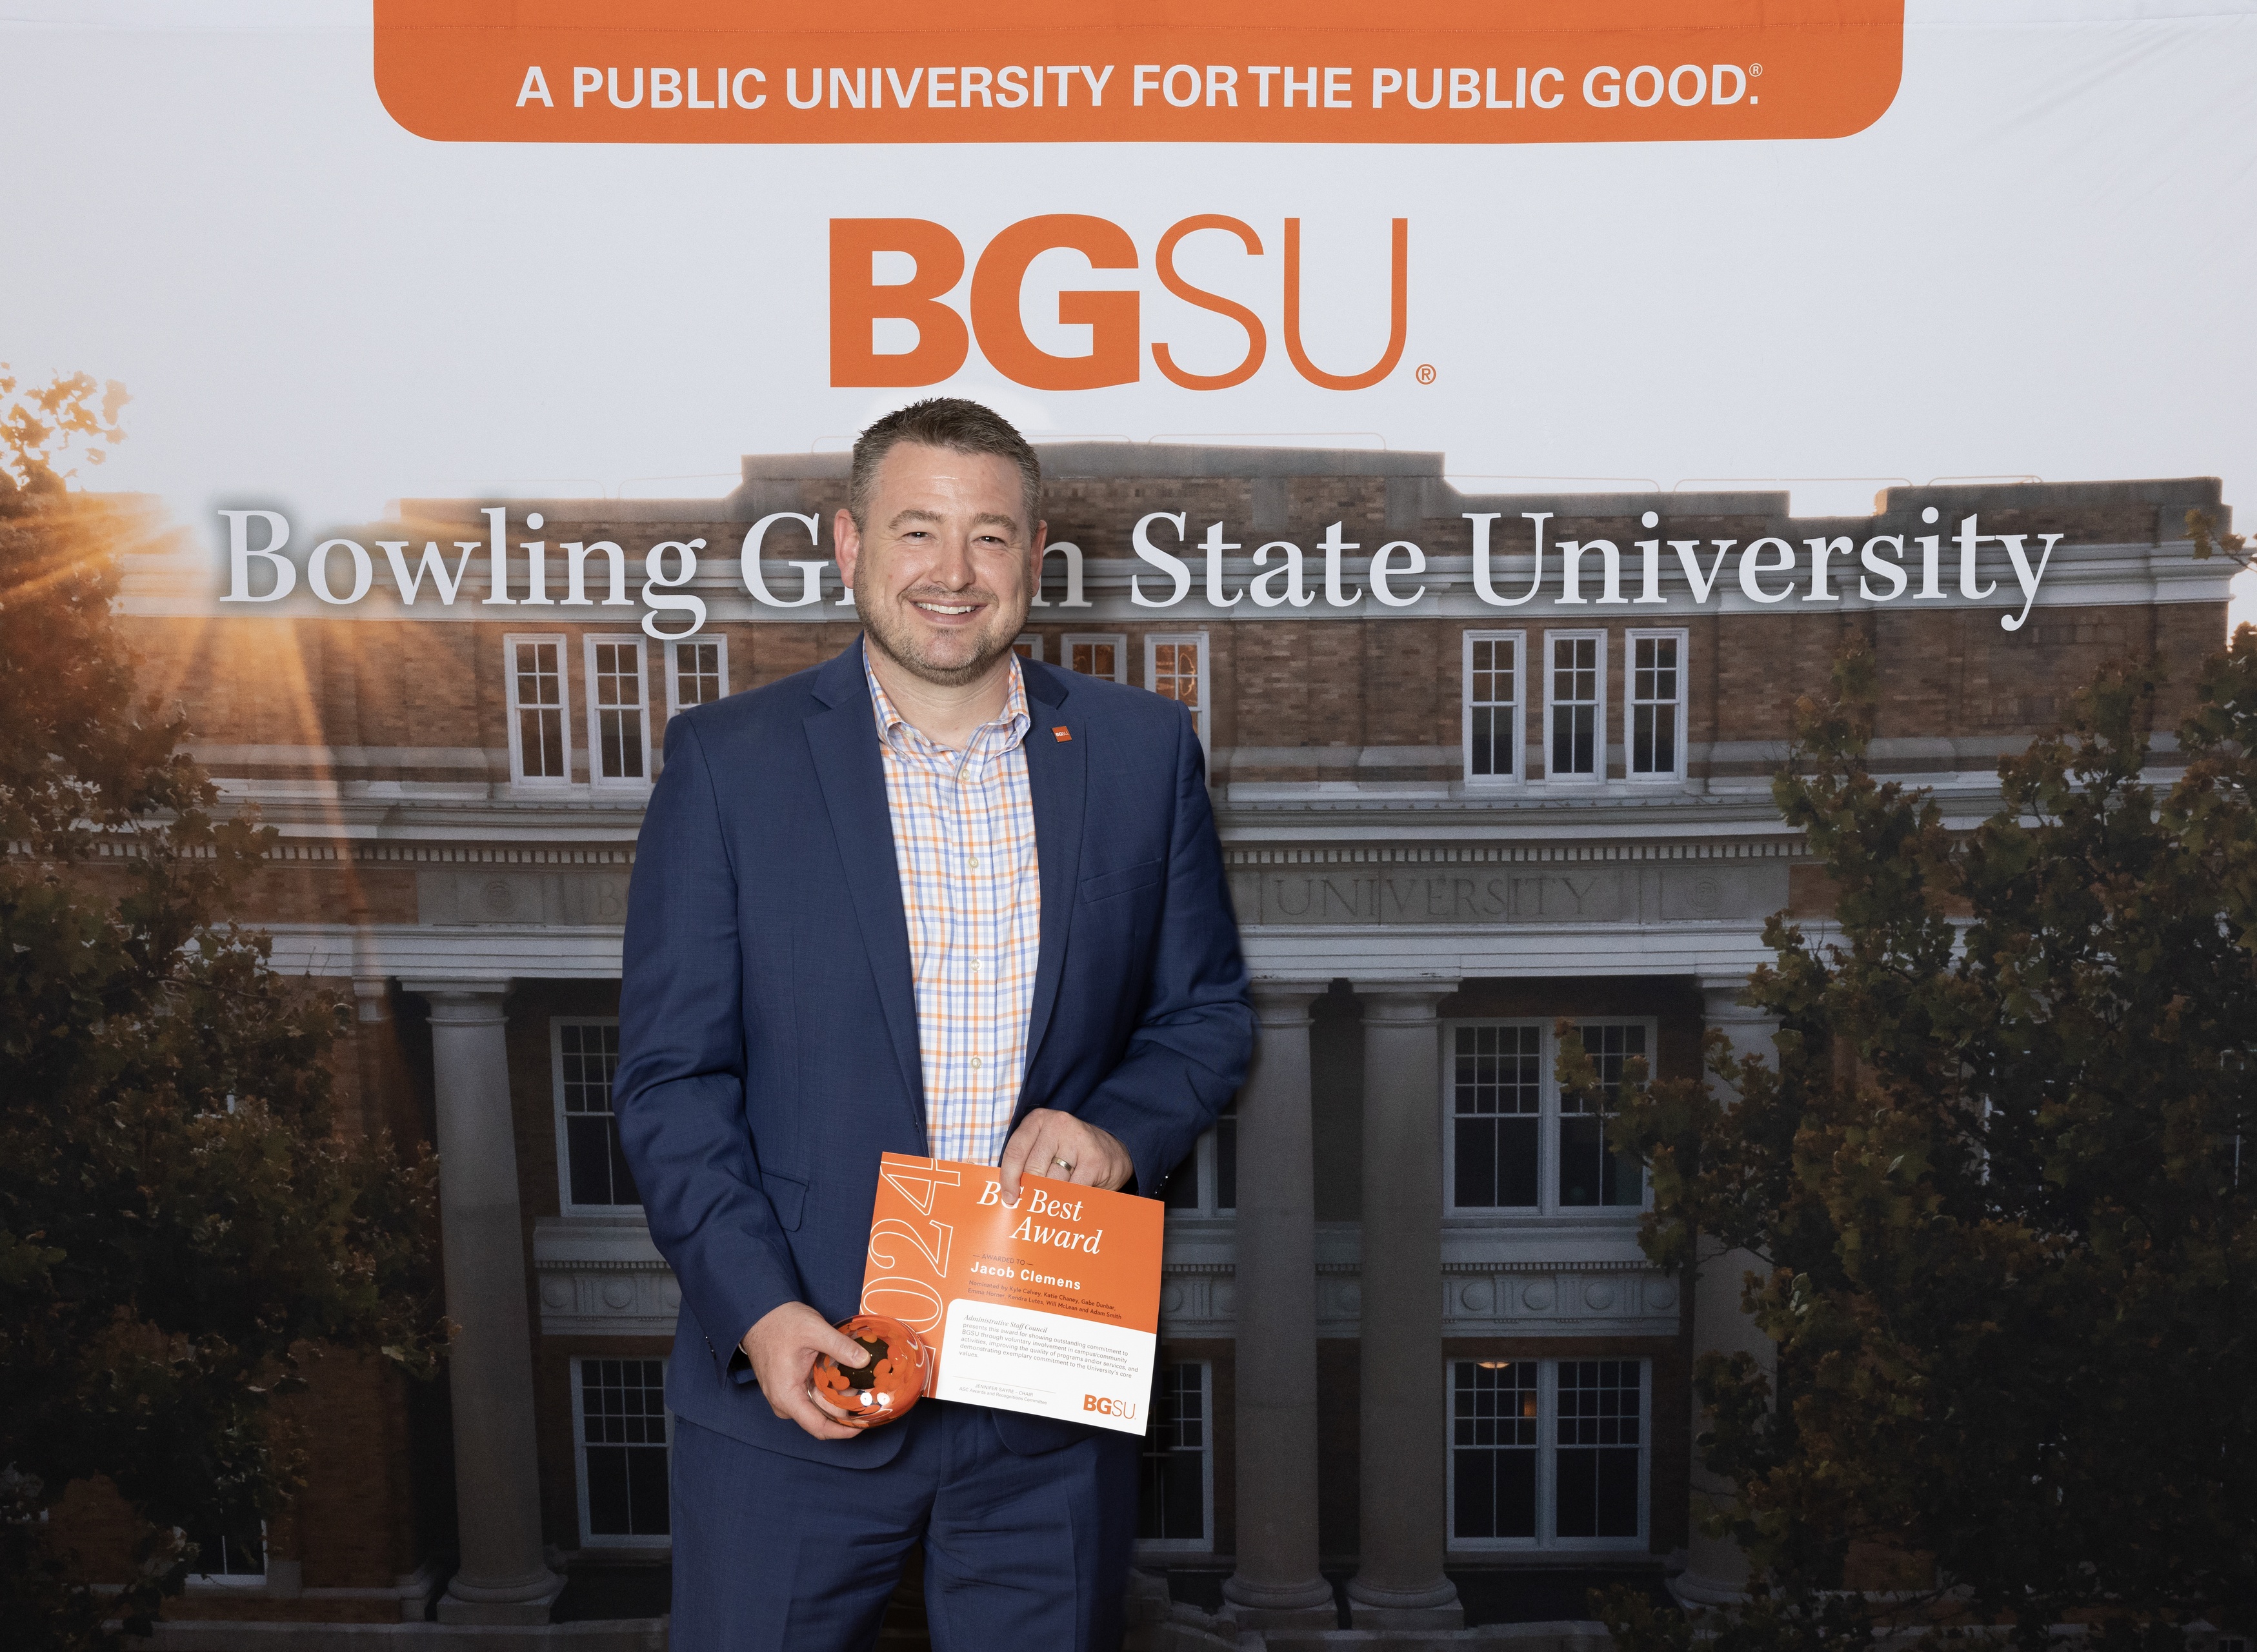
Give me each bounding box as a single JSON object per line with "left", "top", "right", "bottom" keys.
{"left": 858, "top": 1153, "right": 1165, "bottom": 1435}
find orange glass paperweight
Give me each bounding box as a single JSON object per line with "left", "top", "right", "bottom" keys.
{"left": 812, "top": 1315, "right": 930, "bottom": 1429}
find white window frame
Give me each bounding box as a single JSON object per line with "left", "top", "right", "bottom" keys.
{"left": 1540, "top": 629, "right": 1609, "bottom": 785}
{"left": 582, "top": 634, "right": 654, "bottom": 790}
{"left": 1063, "top": 632, "right": 1128, "bottom": 683}
{"left": 1012, "top": 632, "right": 1043, "bottom": 662}
{"left": 1443, "top": 1018, "right": 1656, "bottom": 1219}
{"left": 570, "top": 1356, "right": 673, "bottom": 1551}
{"left": 664, "top": 634, "right": 730, "bottom": 720}
{"left": 1144, "top": 630, "right": 1211, "bottom": 746}
{"left": 185, "top": 1523, "right": 268, "bottom": 1586}
{"left": 552, "top": 1017, "right": 636, "bottom": 1214}
{"left": 1461, "top": 629, "right": 1526, "bottom": 788}
{"left": 1159, "top": 1103, "right": 1236, "bottom": 1218}
{"left": 1623, "top": 628, "right": 1690, "bottom": 783}
{"left": 504, "top": 633, "right": 573, "bottom": 787}
{"left": 1134, "top": 1359, "right": 1216, "bottom": 1556}
{"left": 1446, "top": 1357, "right": 1651, "bottom": 1554}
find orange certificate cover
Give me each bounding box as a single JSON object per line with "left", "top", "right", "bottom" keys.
{"left": 858, "top": 1154, "right": 1165, "bottom": 1435}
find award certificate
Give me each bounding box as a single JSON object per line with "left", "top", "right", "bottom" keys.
{"left": 858, "top": 1153, "right": 1165, "bottom": 1436}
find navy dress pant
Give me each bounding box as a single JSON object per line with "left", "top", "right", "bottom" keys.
{"left": 668, "top": 1402, "right": 1138, "bottom": 1651}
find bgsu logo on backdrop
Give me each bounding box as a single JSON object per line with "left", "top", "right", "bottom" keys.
{"left": 830, "top": 215, "right": 1407, "bottom": 391}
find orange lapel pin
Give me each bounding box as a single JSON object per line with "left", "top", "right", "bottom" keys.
{"left": 1052, "top": 725, "right": 1072, "bottom": 741}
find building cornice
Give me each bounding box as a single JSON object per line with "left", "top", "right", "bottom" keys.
{"left": 186, "top": 760, "right": 2189, "bottom": 846}
{"left": 262, "top": 916, "right": 1786, "bottom": 985}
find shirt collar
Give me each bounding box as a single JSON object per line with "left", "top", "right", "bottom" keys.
{"left": 864, "top": 645, "right": 1031, "bottom": 763}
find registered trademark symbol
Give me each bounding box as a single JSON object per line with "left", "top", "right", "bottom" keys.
{"left": 1415, "top": 363, "right": 1438, "bottom": 385}
{"left": 1750, "top": 62, "right": 1763, "bottom": 76}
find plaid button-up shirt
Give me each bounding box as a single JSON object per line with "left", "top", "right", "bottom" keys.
{"left": 866, "top": 650, "right": 1042, "bottom": 1167}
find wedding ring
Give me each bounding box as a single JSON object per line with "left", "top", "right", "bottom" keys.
{"left": 1052, "top": 1156, "right": 1076, "bottom": 1173}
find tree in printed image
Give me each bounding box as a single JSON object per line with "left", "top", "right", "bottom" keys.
{"left": 1590, "top": 629, "right": 2256, "bottom": 1652}
{"left": 0, "top": 368, "right": 446, "bottom": 1648}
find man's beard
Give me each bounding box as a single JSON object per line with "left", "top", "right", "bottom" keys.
{"left": 861, "top": 587, "right": 1020, "bottom": 689}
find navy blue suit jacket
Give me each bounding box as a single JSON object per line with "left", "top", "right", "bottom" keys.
{"left": 613, "top": 639, "right": 1254, "bottom": 1468}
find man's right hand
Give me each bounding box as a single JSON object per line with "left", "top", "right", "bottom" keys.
{"left": 742, "top": 1301, "right": 872, "bottom": 1441}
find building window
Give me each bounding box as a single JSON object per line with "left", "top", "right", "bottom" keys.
{"left": 1452, "top": 1024, "right": 1541, "bottom": 1209}
{"left": 505, "top": 635, "right": 570, "bottom": 783}
{"left": 1064, "top": 632, "right": 1127, "bottom": 682}
{"left": 1145, "top": 632, "right": 1210, "bottom": 745}
{"left": 1136, "top": 1361, "right": 1212, "bottom": 1550}
{"left": 666, "top": 636, "right": 728, "bottom": 718}
{"left": 1558, "top": 1022, "right": 1646, "bottom": 1210}
{"left": 1450, "top": 1360, "right": 1539, "bottom": 1540}
{"left": 584, "top": 635, "right": 651, "bottom": 785}
{"left": 1555, "top": 1360, "right": 1645, "bottom": 1540}
{"left": 1544, "top": 632, "right": 1606, "bottom": 780}
{"left": 1447, "top": 1020, "right": 1652, "bottom": 1216}
{"left": 554, "top": 1019, "right": 639, "bottom": 1211}
{"left": 573, "top": 1357, "right": 671, "bottom": 1547}
{"left": 1625, "top": 630, "right": 1687, "bottom": 780}
{"left": 187, "top": 1526, "right": 266, "bottom": 1584}
{"left": 1012, "top": 633, "right": 1043, "bottom": 661}
{"left": 1159, "top": 1101, "right": 1236, "bottom": 1216}
{"left": 1449, "top": 1358, "right": 1649, "bottom": 1551}
{"left": 1463, "top": 630, "right": 1523, "bottom": 784}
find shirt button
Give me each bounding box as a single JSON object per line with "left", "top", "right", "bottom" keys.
{"left": 970, "top": 1056, "right": 984, "bottom": 1069}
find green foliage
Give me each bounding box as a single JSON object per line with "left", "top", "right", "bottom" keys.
{"left": 0, "top": 373, "right": 445, "bottom": 1649}
{"left": 1597, "top": 630, "right": 2257, "bottom": 1652}
{"left": 1596, "top": 1578, "right": 1882, "bottom": 1652}
{"left": 2189, "top": 508, "right": 2253, "bottom": 572}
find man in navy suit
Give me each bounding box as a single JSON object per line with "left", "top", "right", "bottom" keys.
{"left": 613, "top": 398, "right": 1254, "bottom": 1651}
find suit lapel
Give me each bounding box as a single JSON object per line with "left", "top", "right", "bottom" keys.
{"left": 804, "top": 643, "right": 927, "bottom": 1153}
{"left": 1017, "top": 660, "right": 1085, "bottom": 1122}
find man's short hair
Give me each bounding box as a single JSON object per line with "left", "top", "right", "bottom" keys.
{"left": 848, "top": 398, "right": 1041, "bottom": 536}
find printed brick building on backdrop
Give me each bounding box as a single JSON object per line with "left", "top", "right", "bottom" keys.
{"left": 66, "top": 443, "right": 2231, "bottom": 1639}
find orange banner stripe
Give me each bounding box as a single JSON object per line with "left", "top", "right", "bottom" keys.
{"left": 374, "top": 1, "right": 1902, "bottom": 146}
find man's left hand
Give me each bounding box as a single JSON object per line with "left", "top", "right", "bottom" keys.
{"left": 998, "top": 1108, "right": 1132, "bottom": 1202}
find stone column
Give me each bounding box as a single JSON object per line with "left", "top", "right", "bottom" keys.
{"left": 409, "top": 982, "right": 564, "bottom": 1625}
{"left": 1676, "top": 976, "right": 1782, "bottom": 1605}
{"left": 1347, "top": 989, "right": 1462, "bottom": 1629}
{"left": 1221, "top": 987, "right": 1337, "bottom": 1629}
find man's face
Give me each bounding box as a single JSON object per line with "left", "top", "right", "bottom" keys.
{"left": 836, "top": 442, "right": 1043, "bottom": 689}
